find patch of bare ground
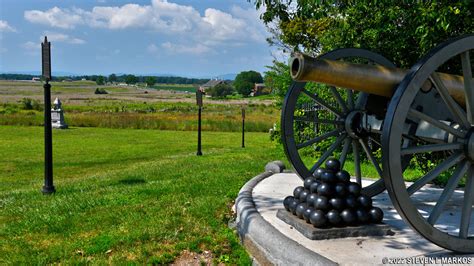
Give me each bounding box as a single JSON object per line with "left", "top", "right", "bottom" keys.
{"left": 171, "top": 250, "right": 223, "bottom": 266}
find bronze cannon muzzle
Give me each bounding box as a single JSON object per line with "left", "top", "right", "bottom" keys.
{"left": 290, "top": 53, "right": 468, "bottom": 104}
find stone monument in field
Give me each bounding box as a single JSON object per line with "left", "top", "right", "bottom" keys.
{"left": 51, "top": 98, "right": 68, "bottom": 129}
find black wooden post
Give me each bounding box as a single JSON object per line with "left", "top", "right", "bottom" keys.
{"left": 196, "top": 90, "right": 203, "bottom": 156}
{"left": 41, "top": 36, "right": 55, "bottom": 194}
{"left": 241, "top": 107, "right": 245, "bottom": 148}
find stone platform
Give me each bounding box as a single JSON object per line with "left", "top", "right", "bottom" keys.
{"left": 235, "top": 166, "right": 474, "bottom": 265}
{"left": 276, "top": 209, "right": 394, "bottom": 240}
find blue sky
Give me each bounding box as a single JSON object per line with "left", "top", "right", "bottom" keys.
{"left": 0, "top": 0, "right": 275, "bottom": 77}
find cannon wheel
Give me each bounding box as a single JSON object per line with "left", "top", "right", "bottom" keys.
{"left": 383, "top": 35, "right": 474, "bottom": 253}
{"left": 282, "top": 48, "right": 395, "bottom": 197}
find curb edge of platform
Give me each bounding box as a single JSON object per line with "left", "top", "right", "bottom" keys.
{"left": 235, "top": 165, "right": 337, "bottom": 266}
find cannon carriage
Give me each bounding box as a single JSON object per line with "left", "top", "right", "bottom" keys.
{"left": 281, "top": 35, "right": 474, "bottom": 253}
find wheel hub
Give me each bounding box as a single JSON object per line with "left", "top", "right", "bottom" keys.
{"left": 345, "top": 110, "right": 367, "bottom": 139}
{"left": 466, "top": 129, "right": 474, "bottom": 161}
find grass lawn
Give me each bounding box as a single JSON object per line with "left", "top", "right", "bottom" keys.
{"left": 0, "top": 126, "right": 285, "bottom": 264}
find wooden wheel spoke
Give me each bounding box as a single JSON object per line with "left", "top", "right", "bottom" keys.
{"left": 407, "top": 152, "right": 465, "bottom": 195}
{"left": 347, "top": 90, "right": 354, "bottom": 110}
{"left": 459, "top": 167, "right": 474, "bottom": 238}
{"left": 359, "top": 139, "right": 383, "bottom": 178}
{"left": 309, "top": 134, "right": 346, "bottom": 173}
{"left": 352, "top": 140, "right": 362, "bottom": 185}
{"left": 296, "top": 128, "right": 343, "bottom": 149}
{"left": 427, "top": 160, "right": 469, "bottom": 225}
{"left": 329, "top": 87, "right": 348, "bottom": 113}
{"left": 339, "top": 138, "right": 351, "bottom": 169}
{"left": 431, "top": 73, "right": 470, "bottom": 129}
{"left": 294, "top": 116, "right": 343, "bottom": 125}
{"left": 302, "top": 89, "right": 342, "bottom": 117}
{"left": 408, "top": 108, "right": 465, "bottom": 139}
{"left": 401, "top": 143, "right": 463, "bottom": 156}
{"left": 460, "top": 51, "right": 474, "bottom": 124}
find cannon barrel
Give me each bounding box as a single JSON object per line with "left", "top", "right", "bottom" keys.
{"left": 290, "top": 53, "right": 467, "bottom": 104}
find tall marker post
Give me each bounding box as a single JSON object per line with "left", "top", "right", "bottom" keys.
{"left": 41, "top": 36, "right": 55, "bottom": 194}
{"left": 196, "top": 90, "right": 203, "bottom": 156}
{"left": 241, "top": 106, "right": 245, "bottom": 148}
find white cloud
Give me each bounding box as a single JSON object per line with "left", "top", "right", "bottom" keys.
{"left": 0, "top": 20, "right": 16, "bottom": 32}
{"left": 161, "top": 42, "right": 210, "bottom": 55}
{"left": 41, "top": 31, "right": 85, "bottom": 44}
{"left": 22, "top": 41, "right": 37, "bottom": 50}
{"left": 24, "top": 0, "right": 268, "bottom": 49}
{"left": 25, "top": 7, "right": 84, "bottom": 29}
{"left": 147, "top": 44, "right": 159, "bottom": 53}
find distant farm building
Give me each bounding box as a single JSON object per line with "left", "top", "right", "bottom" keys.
{"left": 252, "top": 83, "right": 271, "bottom": 96}
{"left": 199, "top": 79, "right": 226, "bottom": 93}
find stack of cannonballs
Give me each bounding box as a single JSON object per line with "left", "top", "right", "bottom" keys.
{"left": 283, "top": 158, "right": 383, "bottom": 228}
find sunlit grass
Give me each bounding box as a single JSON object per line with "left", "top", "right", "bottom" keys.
{"left": 0, "top": 125, "right": 285, "bottom": 264}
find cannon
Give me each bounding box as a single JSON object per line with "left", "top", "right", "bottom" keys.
{"left": 281, "top": 35, "right": 474, "bottom": 253}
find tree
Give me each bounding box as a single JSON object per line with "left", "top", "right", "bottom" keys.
{"left": 108, "top": 73, "right": 117, "bottom": 83}
{"left": 234, "top": 71, "right": 263, "bottom": 97}
{"left": 96, "top": 76, "right": 105, "bottom": 85}
{"left": 207, "top": 83, "right": 235, "bottom": 98}
{"left": 125, "top": 74, "right": 138, "bottom": 85}
{"left": 252, "top": 1, "right": 474, "bottom": 68}
{"left": 145, "top": 76, "right": 156, "bottom": 87}
{"left": 263, "top": 61, "right": 291, "bottom": 100}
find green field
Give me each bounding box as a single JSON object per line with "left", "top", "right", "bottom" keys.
{"left": 152, "top": 84, "right": 197, "bottom": 93}
{"left": 0, "top": 101, "right": 279, "bottom": 132}
{"left": 0, "top": 125, "right": 285, "bottom": 264}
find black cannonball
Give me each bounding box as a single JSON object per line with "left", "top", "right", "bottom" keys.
{"left": 345, "top": 195, "right": 359, "bottom": 209}
{"left": 314, "top": 196, "right": 330, "bottom": 211}
{"left": 288, "top": 198, "right": 299, "bottom": 215}
{"left": 309, "top": 180, "right": 321, "bottom": 193}
{"left": 303, "top": 207, "right": 315, "bottom": 223}
{"left": 336, "top": 170, "right": 351, "bottom": 183}
{"left": 356, "top": 208, "right": 370, "bottom": 224}
{"left": 326, "top": 209, "right": 342, "bottom": 226}
{"left": 340, "top": 209, "right": 357, "bottom": 225}
{"left": 295, "top": 203, "right": 308, "bottom": 219}
{"left": 347, "top": 182, "right": 361, "bottom": 196}
{"left": 313, "top": 168, "right": 326, "bottom": 179}
{"left": 293, "top": 186, "right": 305, "bottom": 198}
{"left": 283, "top": 196, "right": 294, "bottom": 211}
{"left": 304, "top": 177, "right": 315, "bottom": 189}
{"left": 325, "top": 158, "right": 341, "bottom": 172}
{"left": 321, "top": 171, "right": 337, "bottom": 184}
{"left": 369, "top": 207, "right": 384, "bottom": 223}
{"left": 306, "top": 193, "right": 318, "bottom": 207}
{"left": 299, "top": 189, "right": 310, "bottom": 202}
{"left": 329, "top": 197, "right": 345, "bottom": 211}
{"left": 317, "top": 183, "right": 335, "bottom": 197}
{"left": 357, "top": 195, "right": 373, "bottom": 209}
{"left": 334, "top": 182, "right": 348, "bottom": 197}
{"left": 309, "top": 210, "right": 327, "bottom": 228}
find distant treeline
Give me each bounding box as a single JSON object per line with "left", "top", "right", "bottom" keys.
{"left": 0, "top": 73, "right": 209, "bottom": 85}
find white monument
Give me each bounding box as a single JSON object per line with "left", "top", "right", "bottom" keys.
{"left": 51, "top": 98, "right": 68, "bottom": 129}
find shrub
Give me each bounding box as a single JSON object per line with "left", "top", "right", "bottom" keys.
{"left": 207, "top": 83, "right": 235, "bottom": 98}
{"left": 94, "top": 88, "right": 108, "bottom": 94}
{"left": 20, "top": 98, "right": 41, "bottom": 110}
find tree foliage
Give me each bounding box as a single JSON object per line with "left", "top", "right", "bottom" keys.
{"left": 125, "top": 74, "right": 138, "bottom": 85}
{"left": 207, "top": 83, "right": 235, "bottom": 98}
{"left": 108, "top": 73, "right": 117, "bottom": 83}
{"left": 234, "top": 71, "right": 263, "bottom": 96}
{"left": 263, "top": 61, "right": 291, "bottom": 100}
{"left": 252, "top": 1, "right": 474, "bottom": 68}
{"left": 96, "top": 76, "right": 106, "bottom": 85}
{"left": 145, "top": 76, "right": 156, "bottom": 87}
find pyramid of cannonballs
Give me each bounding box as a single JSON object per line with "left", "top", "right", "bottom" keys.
{"left": 283, "top": 158, "right": 383, "bottom": 228}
